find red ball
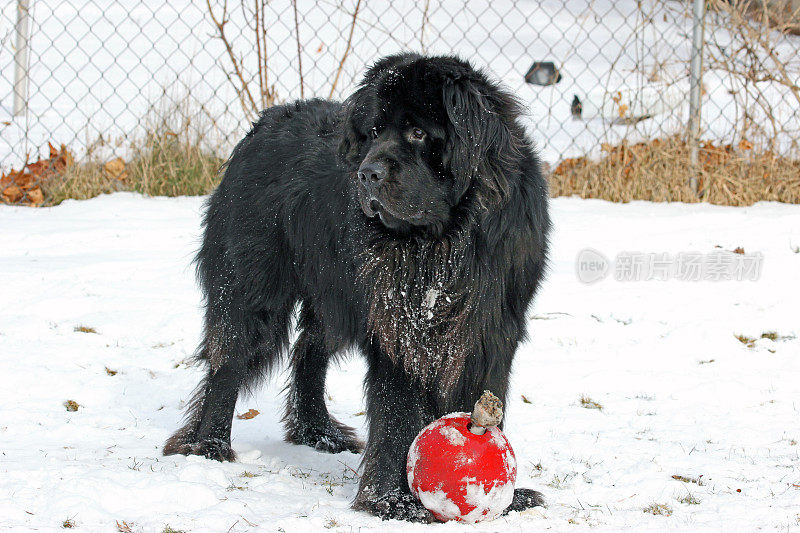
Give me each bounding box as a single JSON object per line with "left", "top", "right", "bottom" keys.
{"left": 406, "top": 412, "right": 516, "bottom": 523}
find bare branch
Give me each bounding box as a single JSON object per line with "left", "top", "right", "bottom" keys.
{"left": 329, "top": 0, "right": 362, "bottom": 99}
{"left": 292, "top": 0, "right": 305, "bottom": 98}
{"left": 206, "top": 0, "right": 258, "bottom": 118}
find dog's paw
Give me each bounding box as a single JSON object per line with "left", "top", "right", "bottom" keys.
{"left": 502, "top": 488, "right": 546, "bottom": 514}
{"left": 163, "top": 433, "right": 236, "bottom": 462}
{"left": 285, "top": 420, "right": 364, "bottom": 455}
{"left": 356, "top": 489, "right": 434, "bottom": 522}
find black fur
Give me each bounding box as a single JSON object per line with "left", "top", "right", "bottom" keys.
{"left": 164, "top": 53, "right": 550, "bottom": 521}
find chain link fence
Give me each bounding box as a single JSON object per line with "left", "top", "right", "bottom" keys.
{"left": 1, "top": 0, "right": 799, "bottom": 200}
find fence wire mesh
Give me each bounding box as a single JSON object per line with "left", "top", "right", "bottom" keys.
{"left": 1, "top": 0, "right": 799, "bottom": 204}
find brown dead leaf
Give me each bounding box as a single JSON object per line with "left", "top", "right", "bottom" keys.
{"left": 104, "top": 157, "right": 127, "bottom": 180}
{"left": 2, "top": 185, "right": 23, "bottom": 203}
{"left": 236, "top": 408, "right": 260, "bottom": 420}
{"left": 521, "top": 395, "right": 533, "bottom": 404}
{"left": 618, "top": 104, "right": 629, "bottom": 117}
{"left": 64, "top": 400, "right": 80, "bottom": 412}
{"left": 316, "top": 43, "right": 324, "bottom": 53}
{"left": 26, "top": 186, "right": 44, "bottom": 206}
{"left": 738, "top": 139, "right": 753, "bottom": 151}
{"left": 732, "top": 247, "right": 745, "bottom": 254}
{"left": 116, "top": 520, "right": 132, "bottom": 532}
{"left": 1, "top": 143, "right": 75, "bottom": 205}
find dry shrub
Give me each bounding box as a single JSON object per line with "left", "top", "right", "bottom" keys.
{"left": 714, "top": 0, "right": 800, "bottom": 36}
{"left": 706, "top": 0, "right": 800, "bottom": 153}
{"left": 550, "top": 136, "right": 800, "bottom": 206}
{"left": 34, "top": 95, "right": 225, "bottom": 206}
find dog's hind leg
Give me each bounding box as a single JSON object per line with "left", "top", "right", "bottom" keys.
{"left": 282, "top": 306, "right": 364, "bottom": 454}
{"left": 164, "top": 292, "right": 294, "bottom": 462}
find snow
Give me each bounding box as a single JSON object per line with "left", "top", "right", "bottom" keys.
{"left": 415, "top": 488, "right": 461, "bottom": 523}
{"left": 461, "top": 479, "right": 515, "bottom": 523}
{"left": 438, "top": 425, "right": 467, "bottom": 447}
{"left": 1, "top": 192, "right": 800, "bottom": 531}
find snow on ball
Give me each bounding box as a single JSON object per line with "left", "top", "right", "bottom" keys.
{"left": 406, "top": 411, "right": 516, "bottom": 523}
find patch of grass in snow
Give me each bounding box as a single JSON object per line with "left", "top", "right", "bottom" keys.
{"left": 288, "top": 467, "right": 312, "bottom": 479}
{"left": 760, "top": 331, "right": 794, "bottom": 341}
{"left": 546, "top": 473, "right": 573, "bottom": 489}
{"left": 579, "top": 395, "right": 603, "bottom": 410}
{"left": 239, "top": 470, "right": 260, "bottom": 478}
{"left": 672, "top": 474, "right": 704, "bottom": 485}
{"left": 737, "top": 331, "right": 794, "bottom": 348}
{"left": 678, "top": 493, "right": 701, "bottom": 505}
{"left": 163, "top": 526, "right": 185, "bottom": 533}
{"left": 74, "top": 325, "right": 97, "bottom": 334}
{"left": 63, "top": 400, "right": 80, "bottom": 412}
{"left": 324, "top": 518, "right": 341, "bottom": 529}
{"left": 62, "top": 518, "right": 76, "bottom": 528}
{"left": 643, "top": 502, "right": 673, "bottom": 516}
{"left": 736, "top": 334, "right": 757, "bottom": 348}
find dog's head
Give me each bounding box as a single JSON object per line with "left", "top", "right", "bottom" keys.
{"left": 339, "top": 54, "right": 524, "bottom": 235}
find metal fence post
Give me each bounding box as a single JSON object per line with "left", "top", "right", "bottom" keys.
{"left": 688, "top": 0, "right": 706, "bottom": 195}
{"left": 13, "top": 0, "right": 31, "bottom": 117}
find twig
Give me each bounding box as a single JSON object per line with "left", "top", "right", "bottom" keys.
{"left": 254, "top": 0, "right": 264, "bottom": 106}
{"left": 329, "top": 0, "right": 362, "bottom": 99}
{"left": 337, "top": 459, "right": 361, "bottom": 478}
{"left": 419, "top": 0, "right": 431, "bottom": 52}
{"left": 259, "top": 0, "right": 270, "bottom": 108}
{"left": 292, "top": 0, "right": 305, "bottom": 98}
{"left": 206, "top": 0, "right": 258, "bottom": 117}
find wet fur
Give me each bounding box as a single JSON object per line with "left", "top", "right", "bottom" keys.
{"left": 164, "top": 53, "right": 550, "bottom": 521}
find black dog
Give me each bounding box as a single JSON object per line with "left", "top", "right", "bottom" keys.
{"left": 164, "top": 53, "right": 550, "bottom": 521}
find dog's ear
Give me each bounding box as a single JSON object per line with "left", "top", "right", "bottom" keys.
{"left": 338, "top": 87, "right": 369, "bottom": 168}
{"left": 442, "top": 78, "right": 520, "bottom": 207}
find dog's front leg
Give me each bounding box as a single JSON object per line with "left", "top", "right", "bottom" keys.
{"left": 352, "top": 349, "right": 435, "bottom": 522}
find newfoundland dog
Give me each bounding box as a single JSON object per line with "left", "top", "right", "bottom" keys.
{"left": 164, "top": 53, "right": 550, "bottom": 521}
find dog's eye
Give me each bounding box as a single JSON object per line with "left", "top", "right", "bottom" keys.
{"left": 371, "top": 127, "right": 379, "bottom": 139}
{"left": 410, "top": 127, "right": 426, "bottom": 140}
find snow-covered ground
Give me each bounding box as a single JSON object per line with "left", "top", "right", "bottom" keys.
{"left": 1, "top": 193, "right": 799, "bottom": 531}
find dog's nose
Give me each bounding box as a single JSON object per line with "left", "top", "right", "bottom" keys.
{"left": 358, "top": 162, "right": 386, "bottom": 185}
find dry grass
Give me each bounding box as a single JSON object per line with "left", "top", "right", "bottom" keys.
{"left": 41, "top": 95, "right": 224, "bottom": 206}
{"left": 43, "top": 135, "right": 222, "bottom": 206}
{"left": 678, "top": 493, "right": 701, "bottom": 505}
{"left": 549, "top": 136, "right": 800, "bottom": 206}
{"left": 579, "top": 395, "right": 603, "bottom": 410}
{"left": 643, "top": 502, "right": 673, "bottom": 516}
